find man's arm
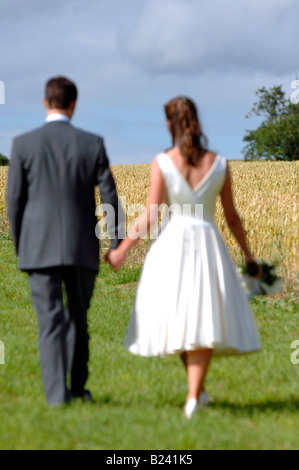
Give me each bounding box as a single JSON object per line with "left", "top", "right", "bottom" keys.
{"left": 96, "top": 139, "right": 125, "bottom": 249}
{"left": 7, "top": 139, "right": 28, "bottom": 252}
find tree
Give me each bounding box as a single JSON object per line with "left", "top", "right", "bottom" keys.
{"left": 242, "top": 85, "right": 299, "bottom": 161}
{"left": 0, "top": 153, "right": 9, "bottom": 166}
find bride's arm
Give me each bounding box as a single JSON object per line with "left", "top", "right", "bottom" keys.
{"left": 106, "top": 157, "right": 166, "bottom": 270}
{"left": 220, "top": 163, "right": 257, "bottom": 265}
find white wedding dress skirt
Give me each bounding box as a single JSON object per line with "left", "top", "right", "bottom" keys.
{"left": 124, "top": 154, "right": 261, "bottom": 358}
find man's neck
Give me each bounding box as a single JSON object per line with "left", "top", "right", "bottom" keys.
{"left": 47, "top": 109, "right": 71, "bottom": 118}
{"left": 43, "top": 99, "right": 76, "bottom": 120}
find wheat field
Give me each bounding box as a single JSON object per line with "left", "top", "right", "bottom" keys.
{"left": 1, "top": 161, "right": 298, "bottom": 296}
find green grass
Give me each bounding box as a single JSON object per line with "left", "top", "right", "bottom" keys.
{"left": 0, "top": 237, "right": 299, "bottom": 450}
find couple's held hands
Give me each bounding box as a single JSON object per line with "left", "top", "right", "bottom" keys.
{"left": 105, "top": 247, "right": 127, "bottom": 270}
{"left": 244, "top": 256, "right": 263, "bottom": 279}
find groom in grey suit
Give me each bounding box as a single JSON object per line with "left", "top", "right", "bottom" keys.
{"left": 7, "top": 76, "right": 125, "bottom": 405}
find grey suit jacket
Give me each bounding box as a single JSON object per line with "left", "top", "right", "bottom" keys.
{"left": 7, "top": 120, "right": 125, "bottom": 272}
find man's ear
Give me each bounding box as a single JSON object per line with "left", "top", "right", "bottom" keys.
{"left": 68, "top": 100, "right": 77, "bottom": 118}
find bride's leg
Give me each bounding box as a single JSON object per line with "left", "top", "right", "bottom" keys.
{"left": 180, "top": 350, "right": 210, "bottom": 396}
{"left": 184, "top": 349, "right": 212, "bottom": 402}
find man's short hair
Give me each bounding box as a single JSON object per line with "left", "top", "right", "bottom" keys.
{"left": 45, "top": 76, "right": 78, "bottom": 109}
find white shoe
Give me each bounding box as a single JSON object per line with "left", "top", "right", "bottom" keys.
{"left": 184, "top": 393, "right": 212, "bottom": 419}
{"left": 184, "top": 398, "right": 199, "bottom": 419}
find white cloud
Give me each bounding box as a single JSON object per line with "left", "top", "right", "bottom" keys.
{"left": 120, "top": 0, "right": 299, "bottom": 75}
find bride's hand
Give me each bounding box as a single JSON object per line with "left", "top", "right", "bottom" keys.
{"left": 105, "top": 248, "right": 127, "bottom": 271}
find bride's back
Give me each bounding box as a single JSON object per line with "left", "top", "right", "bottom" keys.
{"left": 165, "top": 147, "right": 218, "bottom": 191}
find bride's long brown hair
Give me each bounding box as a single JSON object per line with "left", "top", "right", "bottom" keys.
{"left": 164, "top": 97, "right": 208, "bottom": 166}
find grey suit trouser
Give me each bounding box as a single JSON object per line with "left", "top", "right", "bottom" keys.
{"left": 28, "top": 266, "right": 96, "bottom": 405}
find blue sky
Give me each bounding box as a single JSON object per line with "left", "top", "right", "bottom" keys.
{"left": 0, "top": 0, "right": 298, "bottom": 164}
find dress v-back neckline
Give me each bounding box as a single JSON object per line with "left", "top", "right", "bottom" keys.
{"left": 164, "top": 153, "right": 220, "bottom": 192}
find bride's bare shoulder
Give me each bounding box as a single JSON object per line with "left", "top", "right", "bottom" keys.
{"left": 164, "top": 147, "right": 177, "bottom": 156}
{"left": 204, "top": 151, "right": 218, "bottom": 162}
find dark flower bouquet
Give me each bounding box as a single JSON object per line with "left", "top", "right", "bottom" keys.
{"left": 237, "top": 261, "right": 282, "bottom": 299}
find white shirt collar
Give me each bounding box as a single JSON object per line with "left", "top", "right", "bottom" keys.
{"left": 46, "top": 113, "right": 70, "bottom": 123}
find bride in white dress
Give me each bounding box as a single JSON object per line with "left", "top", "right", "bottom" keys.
{"left": 107, "top": 97, "right": 261, "bottom": 419}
